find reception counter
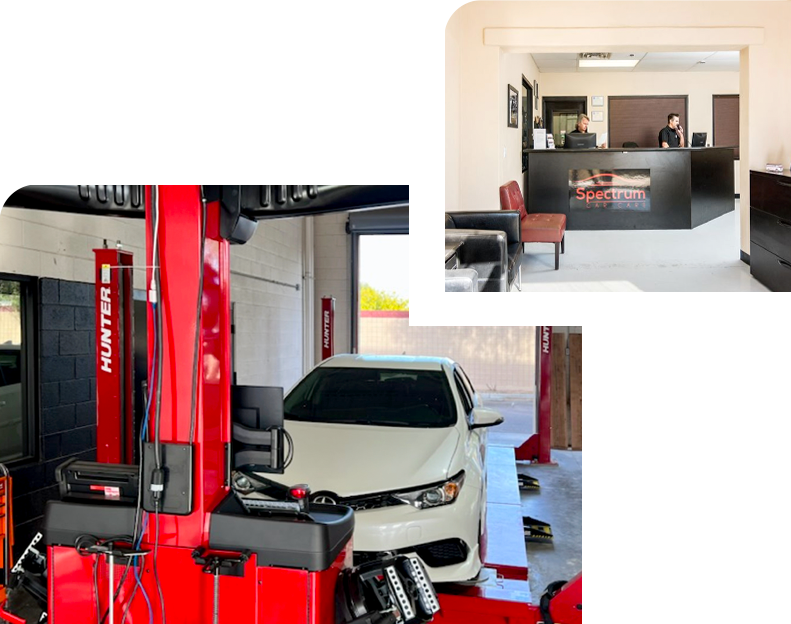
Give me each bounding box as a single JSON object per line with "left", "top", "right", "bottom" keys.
{"left": 523, "top": 147, "right": 734, "bottom": 230}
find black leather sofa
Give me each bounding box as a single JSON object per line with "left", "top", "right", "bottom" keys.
{"left": 445, "top": 268, "right": 478, "bottom": 292}
{"left": 445, "top": 211, "right": 522, "bottom": 292}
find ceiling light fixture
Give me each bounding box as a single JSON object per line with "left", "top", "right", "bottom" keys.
{"left": 578, "top": 59, "right": 639, "bottom": 68}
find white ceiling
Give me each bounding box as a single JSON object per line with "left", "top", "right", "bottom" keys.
{"left": 532, "top": 51, "right": 740, "bottom": 73}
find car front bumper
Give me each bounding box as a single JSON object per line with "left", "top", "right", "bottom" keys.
{"left": 350, "top": 481, "right": 482, "bottom": 583}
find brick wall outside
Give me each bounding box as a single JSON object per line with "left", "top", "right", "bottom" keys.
{"left": 359, "top": 318, "right": 536, "bottom": 395}
{"left": 9, "top": 278, "right": 97, "bottom": 556}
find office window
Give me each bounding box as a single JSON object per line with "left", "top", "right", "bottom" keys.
{"left": 713, "top": 95, "right": 739, "bottom": 159}
{"left": 609, "top": 96, "right": 688, "bottom": 149}
{"left": 0, "top": 276, "right": 35, "bottom": 463}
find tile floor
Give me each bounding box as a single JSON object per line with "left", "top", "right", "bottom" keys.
{"left": 512, "top": 199, "right": 768, "bottom": 292}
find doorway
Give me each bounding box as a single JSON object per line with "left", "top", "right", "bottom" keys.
{"left": 542, "top": 97, "right": 587, "bottom": 148}
{"left": 354, "top": 234, "right": 409, "bottom": 354}
{"left": 347, "top": 206, "right": 409, "bottom": 353}
{"left": 522, "top": 76, "right": 533, "bottom": 170}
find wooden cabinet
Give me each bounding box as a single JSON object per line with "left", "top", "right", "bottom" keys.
{"left": 750, "top": 170, "right": 791, "bottom": 291}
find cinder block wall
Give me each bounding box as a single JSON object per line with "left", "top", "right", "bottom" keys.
{"left": 10, "top": 278, "right": 97, "bottom": 555}
{"left": 230, "top": 217, "right": 305, "bottom": 391}
{"left": 312, "top": 212, "right": 351, "bottom": 363}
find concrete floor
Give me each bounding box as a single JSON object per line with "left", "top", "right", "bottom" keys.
{"left": 512, "top": 199, "right": 768, "bottom": 292}
{"left": 486, "top": 395, "right": 582, "bottom": 603}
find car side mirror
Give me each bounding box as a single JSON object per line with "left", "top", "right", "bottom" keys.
{"left": 470, "top": 407, "right": 504, "bottom": 429}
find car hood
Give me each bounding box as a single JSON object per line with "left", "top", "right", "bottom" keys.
{"left": 280, "top": 420, "right": 461, "bottom": 497}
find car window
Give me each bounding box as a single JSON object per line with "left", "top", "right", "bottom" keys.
{"left": 453, "top": 370, "right": 474, "bottom": 417}
{"left": 284, "top": 367, "right": 457, "bottom": 428}
{"left": 455, "top": 365, "right": 477, "bottom": 407}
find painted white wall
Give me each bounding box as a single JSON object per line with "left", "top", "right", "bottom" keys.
{"left": 302, "top": 217, "right": 316, "bottom": 376}
{"left": 312, "top": 211, "right": 352, "bottom": 367}
{"left": 446, "top": 0, "right": 791, "bottom": 253}
{"left": 0, "top": 208, "right": 148, "bottom": 288}
{"left": 230, "top": 216, "right": 304, "bottom": 391}
{"left": 0, "top": 206, "right": 308, "bottom": 391}
{"left": 539, "top": 70, "right": 741, "bottom": 193}
{"left": 446, "top": 9, "right": 462, "bottom": 211}
{"left": 499, "top": 53, "right": 541, "bottom": 202}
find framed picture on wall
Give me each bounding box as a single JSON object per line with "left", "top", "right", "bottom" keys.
{"left": 592, "top": 95, "right": 604, "bottom": 107}
{"left": 508, "top": 84, "right": 518, "bottom": 128}
{"left": 592, "top": 111, "right": 604, "bottom": 122}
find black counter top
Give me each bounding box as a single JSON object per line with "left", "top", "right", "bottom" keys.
{"left": 524, "top": 147, "right": 734, "bottom": 154}
{"left": 751, "top": 168, "right": 791, "bottom": 180}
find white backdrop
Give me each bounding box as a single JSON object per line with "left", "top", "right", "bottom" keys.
{"left": 2, "top": 2, "right": 791, "bottom": 623}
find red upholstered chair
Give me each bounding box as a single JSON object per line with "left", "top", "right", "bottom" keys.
{"left": 499, "top": 181, "right": 567, "bottom": 270}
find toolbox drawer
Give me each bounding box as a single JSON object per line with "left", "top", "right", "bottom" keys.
{"left": 750, "top": 242, "right": 791, "bottom": 292}
{"left": 750, "top": 171, "right": 791, "bottom": 220}
{"left": 750, "top": 208, "right": 791, "bottom": 264}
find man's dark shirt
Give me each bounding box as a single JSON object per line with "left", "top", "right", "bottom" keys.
{"left": 658, "top": 126, "right": 680, "bottom": 148}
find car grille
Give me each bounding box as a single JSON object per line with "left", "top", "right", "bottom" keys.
{"left": 310, "top": 491, "right": 406, "bottom": 511}
{"left": 342, "top": 492, "right": 405, "bottom": 511}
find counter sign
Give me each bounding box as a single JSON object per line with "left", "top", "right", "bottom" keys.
{"left": 569, "top": 169, "right": 650, "bottom": 212}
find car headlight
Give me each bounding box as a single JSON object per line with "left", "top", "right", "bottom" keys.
{"left": 393, "top": 471, "right": 465, "bottom": 509}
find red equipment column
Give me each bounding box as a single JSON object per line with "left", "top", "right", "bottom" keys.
{"left": 144, "top": 185, "right": 230, "bottom": 548}
{"left": 515, "top": 326, "right": 553, "bottom": 464}
{"left": 320, "top": 296, "right": 335, "bottom": 361}
{"left": 93, "top": 247, "right": 134, "bottom": 464}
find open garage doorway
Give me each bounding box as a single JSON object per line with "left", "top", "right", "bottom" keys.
{"left": 347, "top": 207, "right": 409, "bottom": 354}
{"left": 357, "top": 233, "right": 410, "bottom": 354}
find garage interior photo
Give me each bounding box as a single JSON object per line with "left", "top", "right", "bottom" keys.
{"left": 1, "top": 186, "right": 581, "bottom": 624}
{"left": 445, "top": 0, "right": 791, "bottom": 292}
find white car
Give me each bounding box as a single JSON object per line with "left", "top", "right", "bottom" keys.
{"left": 281, "top": 354, "right": 503, "bottom": 583}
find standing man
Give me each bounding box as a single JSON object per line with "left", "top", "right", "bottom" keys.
{"left": 659, "top": 113, "right": 685, "bottom": 148}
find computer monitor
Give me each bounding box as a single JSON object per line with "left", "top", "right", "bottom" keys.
{"left": 691, "top": 132, "right": 707, "bottom": 147}
{"left": 564, "top": 133, "right": 597, "bottom": 149}
{"left": 232, "top": 385, "right": 284, "bottom": 429}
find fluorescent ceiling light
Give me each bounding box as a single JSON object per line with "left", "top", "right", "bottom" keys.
{"left": 579, "top": 60, "right": 639, "bottom": 68}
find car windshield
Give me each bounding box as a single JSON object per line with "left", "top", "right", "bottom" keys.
{"left": 284, "top": 367, "right": 456, "bottom": 428}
